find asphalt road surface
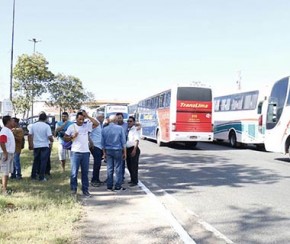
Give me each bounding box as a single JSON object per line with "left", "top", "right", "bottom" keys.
{"left": 138, "top": 139, "right": 290, "bottom": 244}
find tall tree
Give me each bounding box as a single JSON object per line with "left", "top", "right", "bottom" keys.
{"left": 46, "top": 73, "right": 88, "bottom": 111}
{"left": 12, "top": 94, "right": 30, "bottom": 118}
{"left": 13, "top": 53, "right": 54, "bottom": 116}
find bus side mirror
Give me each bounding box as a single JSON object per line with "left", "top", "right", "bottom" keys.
{"left": 268, "top": 103, "right": 277, "bottom": 123}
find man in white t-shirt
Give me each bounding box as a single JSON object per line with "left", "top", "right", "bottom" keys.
{"left": 0, "top": 115, "right": 15, "bottom": 195}
{"left": 64, "top": 110, "right": 99, "bottom": 197}
{"left": 28, "top": 112, "right": 54, "bottom": 181}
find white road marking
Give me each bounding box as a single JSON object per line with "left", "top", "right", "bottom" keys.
{"left": 151, "top": 182, "right": 234, "bottom": 244}
{"left": 138, "top": 180, "right": 197, "bottom": 244}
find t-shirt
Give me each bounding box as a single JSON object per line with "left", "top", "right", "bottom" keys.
{"left": 0, "top": 127, "right": 15, "bottom": 153}
{"left": 65, "top": 122, "right": 92, "bottom": 153}
{"left": 29, "top": 121, "right": 52, "bottom": 148}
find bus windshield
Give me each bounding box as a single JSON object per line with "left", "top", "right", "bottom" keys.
{"left": 177, "top": 87, "right": 212, "bottom": 101}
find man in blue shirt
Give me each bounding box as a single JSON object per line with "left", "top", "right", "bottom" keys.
{"left": 101, "top": 114, "right": 126, "bottom": 191}
{"left": 116, "top": 112, "right": 128, "bottom": 183}
{"left": 89, "top": 112, "right": 104, "bottom": 186}
{"left": 54, "top": 112, "right": 73, "bottom": 172}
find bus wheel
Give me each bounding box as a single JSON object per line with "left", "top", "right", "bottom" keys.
{"left": 157, "top": 131, "right": 164, "bottom": 147}
{"left": 229, "top": 131, "right": 237, "bottom": 148}
{"left": 288, "top": 144, "right": 290, "bottom": 160}
{"left": 185, "top": 142, "right": 198, "bottom": 148}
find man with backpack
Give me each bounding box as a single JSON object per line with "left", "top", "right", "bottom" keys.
{"left": 54, "top": 112, "right": 73, "bottom": 172}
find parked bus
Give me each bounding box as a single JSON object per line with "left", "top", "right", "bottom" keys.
{"left": 128, "top": 102, "right": 139, "bottom": 120}
{"left": 213, "top": 89, "right": 267, "bottom": 148}
{"left": 264, "top": 76, "right": 290, "bottom": 157}
{"left": 135, "top": 83, "right": 213, "bottom": 147}
{"left": 93, "top": 104, "right": 129, "bottom": 120}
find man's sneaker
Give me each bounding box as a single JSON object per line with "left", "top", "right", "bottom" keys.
{"left": 39, "top": 178, "right": 47, "bottom": 182}
{"left": 83, "top": 191, "right": 91, "bottom": 198}
{"left": 107, "top": 187, "right": 113, "bottom": 191}
{"left": 71, "top": 190, "right": 77, "bottom": 195}
{"left": 114, "top": 187, "right": 126, "bottom": 192}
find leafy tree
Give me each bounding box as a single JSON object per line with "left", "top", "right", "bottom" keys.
{"left": 46, "top": 73, "right": 88, "bottom": 111}
{"left": 12, "top": 94, "right": 30, "bottom": 118}
{"left": 13, "top": 53, "right": 54, "bottom": 116}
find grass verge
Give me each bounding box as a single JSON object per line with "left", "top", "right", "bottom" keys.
{"left": 0, "top": 143, "right": 82, "bottom": 243}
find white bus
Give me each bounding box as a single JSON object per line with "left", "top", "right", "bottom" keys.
{"left": 132, "top": 83, "right": 213, "bottom": 147}
{"left": 264, "top": 76, "right": 290, "bottom": 157}
{"left": 213, "top": 89, "right": 267, "bottom": 148}
{"left": 93, "top": 104, "right": 129, "bottom": 120}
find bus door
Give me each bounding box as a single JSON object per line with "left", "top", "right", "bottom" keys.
{"left": 264, "top": 77, "right": 289, "bottom": 153}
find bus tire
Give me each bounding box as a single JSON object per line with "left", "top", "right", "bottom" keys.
{"left": 229, "top": 131, "right": 237, "bottom": 148}
{"left": 157, "top": 130, "right": 164, "bottom": 147}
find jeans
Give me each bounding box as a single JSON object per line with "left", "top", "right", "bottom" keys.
{"left": 31, "top": 147, "right": 50, "bottom": 180}
{"left": 105, "top": 149, "right": 123, "bottom": 189}
{"left": 70, "top": 151, "right": 90, "bottom": 193}
{"left": 121, "top": 160, "right": 125, "bottom": 181}
{"left": 90, "top": 146, "right": 103, "bottom": 182}
{"left": 12, "top": 152, "right": 21, "bottom": 177}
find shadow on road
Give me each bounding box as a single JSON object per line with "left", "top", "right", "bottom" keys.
{"left": 139, "top": 152, "right": 289, "bottom": 190}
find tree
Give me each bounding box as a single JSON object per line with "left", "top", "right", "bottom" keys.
{"left": 12, "top": 94, "right": 30, "bottom": 118}
{"left": 46, "top": 73, "right": 88, "bottom": 111}
{"left": 13, "top": 53, "right": 54, "bottom": 116}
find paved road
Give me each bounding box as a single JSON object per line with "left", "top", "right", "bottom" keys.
{"left": 78, "top": 140, "right": 290, "bottom": 243}
{"left": 139, "top": 140, "right": 290, "bottom": 243}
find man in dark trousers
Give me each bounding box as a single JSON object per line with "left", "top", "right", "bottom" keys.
{"left": 28, "top": 112, "right": 54, "bottom": 181}
{"left": 126, "top": 116, "right": 141, "bottom": 186}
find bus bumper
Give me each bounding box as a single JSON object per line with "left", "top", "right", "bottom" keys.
{"left": 170, "top": 132, "right": 213, "bottom": 142}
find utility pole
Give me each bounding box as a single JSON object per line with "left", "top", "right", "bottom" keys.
{"left": 28, "top": 38, "right": 41, "bottom": 116}
{"left": 29, "top": 38, "right": 41, "bottom": 53}
{"left": 9, "top": 0, "right": 16, "bottom": 101}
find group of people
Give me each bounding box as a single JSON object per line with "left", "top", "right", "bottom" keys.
{"left": 60, "top": 110, "right": 141, "bottom": 197}
{"left": 0, "top": 110, "right": 141, "bottom": 197}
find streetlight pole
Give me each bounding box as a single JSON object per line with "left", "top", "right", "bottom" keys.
{"left": 28, "top": 38, "right": 41, "bottom": 116}
{"left": 9, "top": 0, "right": 16, "bottom": 101}
{"left": 29, "top": 38, "right": 41, "bottom": 53}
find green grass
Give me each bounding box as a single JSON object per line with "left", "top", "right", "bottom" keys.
{"left": 0, "top": 143, "right": 82, "bottom": 243}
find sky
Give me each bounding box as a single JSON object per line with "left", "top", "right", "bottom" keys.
{"left": 1, "top": 0, "right": 290, "bottom": 102}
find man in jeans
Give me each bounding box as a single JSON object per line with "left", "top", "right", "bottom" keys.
{"left": 28, "top": 112, "right": 53, "bottom": 181}
{"left": 102, "top": 114, "right": 126, "bottom": 191}
{"left": 11, "top": 117, "right": 24, "bottom": 180}
{"left": 64, "top": 110, "right": 99, "bottom": 197}
{"left": 89, "top": 112, "right": 105, "bottom": 187}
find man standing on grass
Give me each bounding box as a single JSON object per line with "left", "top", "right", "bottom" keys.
{"left": 64, "top": 110, "right": 99, "bottom": 197}
{"left": 28, "top": 112, "right": 54, "bottom": 182}
{"left": 11, "top": 117, "right": 24, "bottom": 180}
{"left": 0, "top": 115, "right": 15, "bottom": 195}
{"left": 54, "top": 112, "right": 73, "bottom": 172}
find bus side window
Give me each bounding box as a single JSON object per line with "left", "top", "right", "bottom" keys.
{"left": 214, "top": 99, "right": 220, "bottom": 111}
{"left": 159, "top": 94, "right": 165, "bottom": 108}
